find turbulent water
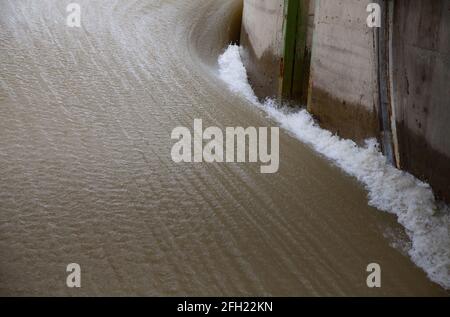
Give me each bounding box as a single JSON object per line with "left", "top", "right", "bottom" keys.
{"left": 219, "top": 45, "right": 450, "bottom": 291}
{"left": 0, "top": 0, "right": 448, "bottom": 296}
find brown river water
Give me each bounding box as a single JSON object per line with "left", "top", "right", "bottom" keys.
{"left": 0, "top": 0, "right": 448, "bottom": 296}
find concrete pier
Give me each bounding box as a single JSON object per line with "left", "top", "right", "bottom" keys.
{"left": 391, "top": 0, "right": 450, "bottom": 202}
{"left": 240, "top": 0, "right": 450, "bottom": 202}
{"left": 240, "top": 0, "right": 313, "bottom": 103}
{"left": 239, "top": 0, "right": 285, "bottom": 99}
{"left": 307, "top": 0, "right": 380, "bottom": 143}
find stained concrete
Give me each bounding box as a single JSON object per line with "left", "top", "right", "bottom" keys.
{"left": 240, "top": 0, "right": 285, "bottom": 99}
{"left": 391, "top": 0, "right": 450, "bottom": 202}
{"left": 240, "top": 0, "right": 450, "bottom": 202}
{"left": 308, "top": 0, "right": 380, "bottom": 144}
{"left": 291, "top": 0, "right": 315, "bottom": 105}
{"left": 309, "top": 87, "right": 380, "bottom": 142}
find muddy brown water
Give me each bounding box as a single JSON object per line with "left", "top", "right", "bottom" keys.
{"left": 0, "top": 0, "right": 447, "bottom": 296}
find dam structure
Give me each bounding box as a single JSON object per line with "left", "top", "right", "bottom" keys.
{"left": 0, "top": 0, "right": 449, "bottom": 296}
{"left": 240, "top": 0, "right": 450, "bottom": 204}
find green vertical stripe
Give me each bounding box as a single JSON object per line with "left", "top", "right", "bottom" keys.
{"left": 281, "top": 0, "right": 310, "bottom": 105}
{"left": 281, "top": 0, "right": 300, "bottom": 101}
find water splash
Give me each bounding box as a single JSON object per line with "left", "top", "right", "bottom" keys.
{"left": 218, "top": 44, "right": 450, "bottom": 290}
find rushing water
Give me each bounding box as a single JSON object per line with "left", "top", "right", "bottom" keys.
{"left": 0, "top": 0, "right": 448, "bottom": 296}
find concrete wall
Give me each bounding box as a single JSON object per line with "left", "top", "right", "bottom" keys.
{"left": 240, "top": 0, "right": 313, "bottom": 102}
{"left": 307, "top": 0, "right": 380, "bottom": 143}
{"left": 391, "top": 0, "right": 450, "bottom": 202}
{"left": 240, "top": 0, "right": 381, "bottom": 142}
{"left": 240, "top": 0, "right": 450, "bottom": 202}
{"left": 240, "top": 0, "right": 285, "bottom": 99}
{"left": 291, "top": 0, "right": 316, "bottom": 105}
{"left": 304, "top": 0, "right": 450, "bottom": 201}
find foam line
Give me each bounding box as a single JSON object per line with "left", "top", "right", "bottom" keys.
{"left": 218, "top": 44, "right": 450, "bottom": 290}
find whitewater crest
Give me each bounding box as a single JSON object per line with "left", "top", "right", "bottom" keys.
{"left": 218, "top": 44, "right": 450, "bottom": 290}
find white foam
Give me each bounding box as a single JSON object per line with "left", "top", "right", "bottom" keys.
{"left": 218, "top": 44, "right": 450, "bottom": 290}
